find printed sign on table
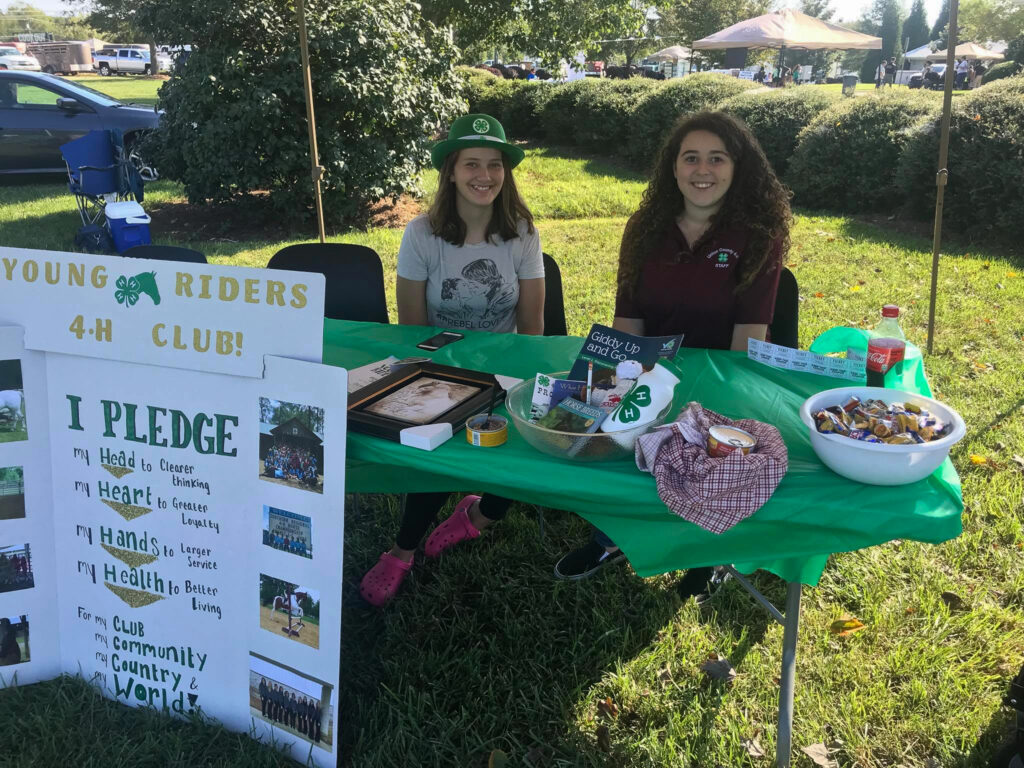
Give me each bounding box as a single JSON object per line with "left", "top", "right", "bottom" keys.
{"left": 0, "top": 247, "right": 345, "bottom": 768}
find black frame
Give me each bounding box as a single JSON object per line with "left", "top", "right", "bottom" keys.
{"left": 347, "top": 362, "right": 504, "bottom": 442}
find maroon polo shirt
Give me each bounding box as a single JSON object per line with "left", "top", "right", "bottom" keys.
{"left": 614, "top": 223, "right": 783, "bottom": 350}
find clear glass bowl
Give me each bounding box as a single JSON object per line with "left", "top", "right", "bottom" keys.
{"left": 504, "top": 373, "right": 674, "bottom": 462}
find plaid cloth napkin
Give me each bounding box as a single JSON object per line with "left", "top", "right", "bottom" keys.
{"left": 634, "top": 401, "right": 788, "bottom": 534}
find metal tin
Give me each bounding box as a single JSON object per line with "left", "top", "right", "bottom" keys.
{"left": 466, "top": 413, "right": 508, "bottom": 447}
{"left": 707, "top": 425, "right": 757, "bottom": 457}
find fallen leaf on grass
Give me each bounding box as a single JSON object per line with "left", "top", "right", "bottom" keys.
{"left": 700, "top": 654, "right": 737, "bottom": 683}
{"left": 970, "top": 454, "right": 988, "bottom": 465}
{"left": 813, "top": 292, "right": 825, "bottom": 298}
{"left": 941, "top": 591, "right": 966, "bottom": 610}
{"left": 829, "top": 617, "right": 866, "bottom": 636}
{"left": 801, "top": 743, "right": 839, "bottom": 767}
{"left": 849, "top": 285, "right": 862, "bottom": 292}
{"left": 488, "top": 749, "right": 510, "bottom": 768}
{"left": 742, "top": 736, "right": 766, "bottom": 757}
{"left": 596, "top": 725, "right": 611, "bottom": 752}
{"left": 1008, "top": 271, "right": 1018, "bottom": 278}
{"left": 596, "top": 696, "right": 619, "bottom": 719}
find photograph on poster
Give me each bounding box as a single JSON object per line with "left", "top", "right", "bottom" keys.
{"left": 0, "top": 467, "right": 25, "bottom": 521}
{"left": 258, "top": 398, "right": 325, "bottom": 494}
{"left": 248, "top": 652, "right": 334, "bottom": 748}
{"left": 0, "top": 615, "right": 29, "bottom": 667}
{"left": 0, "top": 360, "right": 27, "bottom": 443}
{"left": 259, "top": 574, "right": 320, "bottom": 649}
{"left": 363, "top": 376, "right": 482, "bottom": 425}
{"left": 262, "top": 506, "right": 313, "bottom": 560}
{"left": 0, "top": 544, "right": 32, "bottom": 594}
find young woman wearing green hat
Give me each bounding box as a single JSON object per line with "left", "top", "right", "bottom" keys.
{"left": 360, "top": 113, "right": 544, "bottom": 607}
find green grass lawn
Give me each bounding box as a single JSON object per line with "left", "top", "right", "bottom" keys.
{"left": 1, "top": 76, "right": 1022, "bottom": 768}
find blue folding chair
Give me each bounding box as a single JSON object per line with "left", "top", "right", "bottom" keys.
{"left": 60, "top": 129, "right": 144, "bottom": 230}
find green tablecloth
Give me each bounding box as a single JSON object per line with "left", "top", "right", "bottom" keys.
{"left": 323, "top": 320, "right": 963, "bottom": 585}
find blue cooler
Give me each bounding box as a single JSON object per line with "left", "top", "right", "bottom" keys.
{"left": 105, "top": 201, "right": 152, "bottom": 253}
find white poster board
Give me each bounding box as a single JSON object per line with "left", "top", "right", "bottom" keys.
{"left": 0, "top": 247, "right": 346, "bottom": 768}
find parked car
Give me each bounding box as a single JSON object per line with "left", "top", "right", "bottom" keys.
{"left": 93, "top": 47, "right": 172, "bottom": 76}
{"left": 0, "top": 71, "right": 161, "bottom": 175}
{"left": 0, "top": 45, "right": 41, "bottom": 72}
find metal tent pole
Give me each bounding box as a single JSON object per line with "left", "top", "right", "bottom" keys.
{"left": 926, "top": 0, "right": 959, "bottom": 353}
{"left": 296, "top": 0, "right": 326, "bottom": 243}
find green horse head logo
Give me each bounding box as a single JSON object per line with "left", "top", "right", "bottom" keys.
{"left": 114, "top": 272, "right": 161, "bottom": 308}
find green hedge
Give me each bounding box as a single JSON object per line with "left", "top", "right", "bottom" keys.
{"left": 624, "top": 74, "right": 761, "bottom": 169}
{"left": 539, "top": 79, "right": 602, "bottom": 145}
{"left": 573, "top": 78, "right": 662, "bottom": 152}
{"left": 982, "top": 60, "right": 1023, "bottom": 84}
{"left": 787, "top": 91, "right": 942, "bottom": 212}
{"left": 895, "top": 76, "right": 1024, "bottom": 237}
{"left": 722, "top": 87, "right": 840, "bottom": 177}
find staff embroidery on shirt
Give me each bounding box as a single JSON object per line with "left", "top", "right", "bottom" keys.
{"left": 708, "top": 248, "right": 739, "bottom": 269}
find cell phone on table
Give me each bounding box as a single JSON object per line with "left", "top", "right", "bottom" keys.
{"left": 416, "top": 330, "right": 464, "bottom": 351}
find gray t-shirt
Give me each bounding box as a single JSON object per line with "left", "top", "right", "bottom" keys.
{"left": 397, "top": 214, "right": 544, "bottom": 333}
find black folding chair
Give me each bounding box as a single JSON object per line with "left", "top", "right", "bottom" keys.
{"left": 122, "top": 244, "right": 207, "bottom": 263}
{"left": 769, "top": 267, "right": 799, "bottom": 349}
{"left": 542, "top": 252, "right": 568, "bottom": 337}
{"left": 267, "top": 243, "right": 388, "bottom": 323}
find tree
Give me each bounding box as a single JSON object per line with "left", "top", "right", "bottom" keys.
{"left": 931, "top": 0, "right": 949, "bottom": 42}
{"left": 661, "top": 0, "right": 773, "bottom": 68}
{"left": 855, "top": 0, "right": 903, "bottom": 84}
{"left": 146, "top": 0, "right": 464, "bottom": 226}
{"left": 421, "top": 0, "right": 647, "bottom": 66}
{"left": 903, "top": 0, "right": 931, "bottom": 51}
{"left": 958, "top": 0, "right": 1024, "bottom": 46}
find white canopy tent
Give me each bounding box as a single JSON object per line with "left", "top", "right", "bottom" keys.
{"left": 692, "top": 9, "right": 882, "bottom": 51}
{"left": 926, "top": 41, "right": 1005, "bottom": 61}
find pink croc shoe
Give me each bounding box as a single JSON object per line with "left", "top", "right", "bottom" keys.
{"left": 359, "top": 552, "right": 412, "bottom": 607}
{"left": 424, "top": 495, "right": 481, "bottom": 559}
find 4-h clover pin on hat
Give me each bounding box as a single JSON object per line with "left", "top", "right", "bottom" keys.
{"left": 430, "top": 113, "right": 525, "bottom": 170}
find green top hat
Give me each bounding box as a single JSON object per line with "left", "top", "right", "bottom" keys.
{"left": 430, "top": 113, "right": 525, "bottom": 170}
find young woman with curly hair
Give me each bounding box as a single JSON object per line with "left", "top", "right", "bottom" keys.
{"left": 359, "top": 113, "right": 545, "bottom": 607}
{"left": 554, "top": 110, "right": 793, "bottom": 584}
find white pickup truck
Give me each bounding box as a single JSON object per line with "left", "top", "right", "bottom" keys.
{"left": 94, "top": 47, "right": 171, "bottom": 76}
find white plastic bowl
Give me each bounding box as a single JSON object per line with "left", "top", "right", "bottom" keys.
{"left": 799, "top": 386, "right": 965, "bottom": 486}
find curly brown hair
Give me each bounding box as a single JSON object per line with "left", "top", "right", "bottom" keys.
{"left": 428, "top": 151, "right": 534, "bottom": 246}
{"left": 617, "top": 111, "right": 792, "bottom": 300}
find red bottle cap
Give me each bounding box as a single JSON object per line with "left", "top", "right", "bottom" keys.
{"left": 881, "top": 305, "right": 899, "bottom": 317}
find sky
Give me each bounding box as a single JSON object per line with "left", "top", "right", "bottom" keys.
{"left": 7, "top": 0, "right": 949, "bottom": 28}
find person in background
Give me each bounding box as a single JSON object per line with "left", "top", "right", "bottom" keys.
{"left": 971, "top": 60, "right": 985, "bottom": 88}
{"left": 955, "top": 56, "right": 970, "bottom": 89}
{"left": 754, "top": 65, "right": 766, "bottom": 84}
{"left": 876, "top": 57, "right": 885, "bottom": 87}
{"left": 358, "top": 113, "right": 544, "bottom": 607}
{"left": 883, "top": 57, "right": 897, "bottom": 88}
{"left": 552, "top": 111, "right": 792, "bottom": 598}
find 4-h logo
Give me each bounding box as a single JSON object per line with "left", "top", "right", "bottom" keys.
{"left": 472, "top": 118, "right": 490, "bottom": 134}
{"left": 717, "top": 252, "right": 729, "bottom": 263}
{"left": 114, "top": 272, "right": 161, "bottom": 307}
{"left": 615, "top": 384, "right": 651, "bottom": 424}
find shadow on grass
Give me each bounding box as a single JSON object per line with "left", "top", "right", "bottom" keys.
{"left": 522, "top": 142, "right": 650, "bottom": 184}
{"left": 0, "top": 174, "right": 68, "bottom": 205}
{"left": 336, "top": 495, "right": 778, "bottom": 766}
{"left": 798, "top": 206, "right": 1024, "bottom": 263}
{"left": 963, "top": 702, "right": 1019, "bottom": 768}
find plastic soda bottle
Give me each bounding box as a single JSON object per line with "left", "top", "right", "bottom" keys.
{"left": 866, "top": 304, "right": 906, "bottom": 387}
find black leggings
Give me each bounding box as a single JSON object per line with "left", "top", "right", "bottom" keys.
{"left": 395, "top": 492, "right": 512, "bottom": 551}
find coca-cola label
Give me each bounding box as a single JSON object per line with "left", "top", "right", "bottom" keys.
{"left": 867, "top": 339, "right": 905, "bottom": 373}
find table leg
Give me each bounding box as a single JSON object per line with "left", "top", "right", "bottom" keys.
{"left": 776, "top": 581, "right": 802, "bottom": 768}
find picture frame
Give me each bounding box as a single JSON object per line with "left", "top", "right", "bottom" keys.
{"left": 347, "top": 362, "right": 504, "bottom": 442}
